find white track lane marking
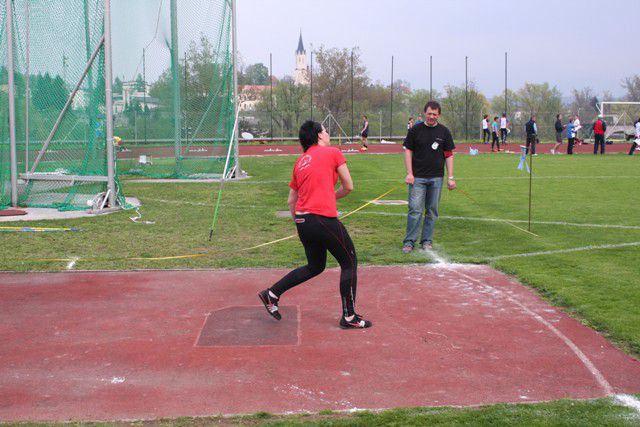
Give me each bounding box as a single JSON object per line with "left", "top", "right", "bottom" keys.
{"left": 360, "top": 212, "right": 640, "bottom": 231}
{"left": 449, "top": 267, "right": 614, "bottom": 395}
{"left": 486, "top": 242, "right": 640, "bottom": 261}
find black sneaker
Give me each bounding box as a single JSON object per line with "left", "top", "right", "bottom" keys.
{"left": 339, "top": 314, "right": 372, "bottom": 329}
{"left": 258, "top": 289, "right": 281, "bottom": 320}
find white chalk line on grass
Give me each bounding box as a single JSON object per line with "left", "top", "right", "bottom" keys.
{"left": 360, "top": 212, "right": 640, "bottom": 231}
{"left": 230, "top": 175, "right": 639, "bottom": 185}
{"left": 141, "top": 198, "right": 259, "bottom": 209}
{"left": 449, "top": 268, "right": 615, "bottom": 396}
{"left": 486, "top": 242, "right": 640, "bottom": 261}
{"left": 615, "top": 394, "right": 640, "bottom": 414}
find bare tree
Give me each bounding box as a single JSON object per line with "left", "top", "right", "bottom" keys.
{"left": 622, "top": 75, "right": 640, "bottom": 101}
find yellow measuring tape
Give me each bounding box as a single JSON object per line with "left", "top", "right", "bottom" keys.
{"left": 16, "top": 186, "right": 401, "bottom": 264}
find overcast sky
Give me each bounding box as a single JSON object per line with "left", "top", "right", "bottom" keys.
{"left": 236, "top": 0, "right": 637, "bottom": 99}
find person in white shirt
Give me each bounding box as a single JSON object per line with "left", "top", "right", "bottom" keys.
{"left": 499, "top": 113, "right": 509, "bottom": 148}
{"left": 481, "top": 114, "right": 490, "bottom": 144}
{"left": 629, "top": 117, "right": 640, "bottom": 156}
{"left": 573, "top": 115, "right": 582, "bottom": 144}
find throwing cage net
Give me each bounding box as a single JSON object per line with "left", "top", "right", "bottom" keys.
{"left": 1, "top": 0, "right": 124, "bottom": 211}
{"left": 112, "top": 0, "right": 235, "bottom": 179}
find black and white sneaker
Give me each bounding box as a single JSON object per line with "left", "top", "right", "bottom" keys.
{"left": 258, "top": 289, "right": 281, "bottom": 320}
{"left": 339, "top": 314, "right": 372, "bottom": 329}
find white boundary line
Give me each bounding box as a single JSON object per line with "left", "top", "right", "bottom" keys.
{"left": 486, "top": 242, "right": 640, "bottom": 261}
{"left": 614, "top": 394, "right": 640, "bottom": 414}
{"left": 360, "top": 212, "right": 640, "bottom": 231}
{"left": 449, "top": 268, "right": 615, "bottom": 396}
{"left": 229, "top": 175, "right": 640, "bottom": 185}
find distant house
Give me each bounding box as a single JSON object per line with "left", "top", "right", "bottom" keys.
{"left": 113, "top": 80, "right": 157, "bottom": 114}
{"left": 239, "top": 84, "right": 270, "bottom": 111}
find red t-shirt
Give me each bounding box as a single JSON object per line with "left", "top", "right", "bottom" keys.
{"left": 289, "top": 145, "right": 346, "bottom": 217}
{"left": 593, "top": 119, "right": 605, "bottom": 135}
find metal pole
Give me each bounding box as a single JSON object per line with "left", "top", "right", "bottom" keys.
{"left": 528, "top": 146, "right": 533, "bottom": 231}
{"left": 465, "top": 56, "right": 468, "bottom": 141}
{"left": 351, "top": 50, "right": 354, "bottom": 140}
{"left": 184, "top": 51, "right": 188, "bottom": 142}
{"left": 429, "top": 55, "right": 432, "bottom": 100}
{"left": 25, "top": 0, "right": 30, "bottom": 172}
{"left": 504, "top": 52, "right": 508, "bottom": 115}
{"left": 310, "top": 51, "right": 313, "bottom": 120}
{"left": 270, "top": 52, "right": 273, "bottom": 137}
{"left": 143, "top": 47, "right": 147, "bottom": 143}
{"left": 231, "top": 0, "right": 240, "bottom": 175}
{"left": 6, "top": 0, "right": 18, "bottom": 206}
{"left": 170, "top": 0, "right": 181, "bottom": 175}
{"left": 104, "top": 0, "right": 117, "bottom": 207}
{"left": 389, "top": 55, "right": 393, "bottom": 138}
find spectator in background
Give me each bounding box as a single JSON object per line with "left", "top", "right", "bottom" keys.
{"left": 592, "top": 115, "right": 607, "bottom": 155}
{"left": 525, "top": 115, "right": 538, "bottom": 155}
{"left": 573, "top": 114, "right": 582, "bottom": 144}
{"left": 500, "top": 113, "right": 509, "bottom": 149}
{"left": 491, "top": 116, "right": 500, "bottom": 152}
{"left": 407, "top": 117, "right": 414, "bottom": 130}
{"left": 360, "top": 115, "right": 369, "bottom": 152}
{"left": 481, "top": 114, "right": 490, "bottom": 144}
{"left": 567, "top": 116, "right": 577, "bottom": 155}
{"left": 629, "top": 117, "right": 640, "bottom": 155}
{"left": 415, "top": 113, "right": 424, "bottom": 125}
{"left": 551, "top": 113, "right": 564, "bottom": 154}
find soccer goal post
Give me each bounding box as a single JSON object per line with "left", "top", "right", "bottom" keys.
{"left": 597, "top": 101, "right": 640, "bottom": 140}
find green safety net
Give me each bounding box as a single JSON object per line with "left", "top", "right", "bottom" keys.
{"left": 1, "top": 0, "right": 124, "bottom": 211}
{"left": 112, "top": 0, "right": 235, "bottom": 179}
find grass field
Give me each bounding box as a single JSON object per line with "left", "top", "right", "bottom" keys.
{"left": 2, "top": 151, "right": 639, "bottom": 423}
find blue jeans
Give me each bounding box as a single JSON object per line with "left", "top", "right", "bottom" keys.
{"left": 403, "top": 177, "right": 443, "bottom": 247}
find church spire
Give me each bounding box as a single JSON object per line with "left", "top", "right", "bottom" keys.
{"left": 296, "top": 31, "right": 305, "bottom": 54}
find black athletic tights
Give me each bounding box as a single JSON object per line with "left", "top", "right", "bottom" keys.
{"left": 270, "top": 214, "right": 357, "bottom": 317}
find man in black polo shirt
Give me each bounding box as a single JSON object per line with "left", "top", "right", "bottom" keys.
{"left": 402, "top": 101, "right": 456, "bottom": 253}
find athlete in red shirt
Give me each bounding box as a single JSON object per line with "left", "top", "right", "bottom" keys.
{"left": 259, "top": 121, "right": 372, "bottom": 329}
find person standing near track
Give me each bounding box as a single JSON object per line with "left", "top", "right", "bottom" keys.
{"left": 629, "top": 117, "right": 640, "bottom": 155}
{"left": 592, "top": 115, "right": 607, "bottom": 155}
{"left": 525, "top": 115, "right": 538, "bottom": 155}
{"left": 551, "top": 113, "right": 564, "bottom": 154}
{"left": 258, "top": 120, "right": 372, "bottom": 329}
{"left": 491, "top": 116, "right": 500, "bottom": 152}
{"left": 566, "top": 116, "right": 577, "bottom": 155}
{"left": 481, "top": 114, "right": 490, "bottom": 144}
{"left": 360, "top": 115, "right": 369, "bottom": 152}
{"left": 499, "top": 113, "right": 509, "bottom": 149}
{"left": 573, "top": 114, "right": 582, "bottom": 144}
{"left": 402, "top": 101, "right": 456, "bottom": 253}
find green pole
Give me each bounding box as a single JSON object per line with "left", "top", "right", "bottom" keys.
{"left": 170, "top": 0, "right": 181, "bottom": 176}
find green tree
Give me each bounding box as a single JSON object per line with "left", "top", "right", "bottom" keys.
{"left": 439, "top": 82, "right": 489, "bottom": 140}
{"left": 258, "top": 76, "right": 308, "bottom": 136}
{"left": 113, "top": 76, "right": 123, "bottom": 94}
{"left": 314, "top": 46, "right": 369, "bottom": 119}
{"left": 243, "top": 63, "right": 269, "bottom": 85}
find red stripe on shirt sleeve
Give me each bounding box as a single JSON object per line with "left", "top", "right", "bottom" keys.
{"left": 444, "top": 150, "right": 454, "bottom": 158}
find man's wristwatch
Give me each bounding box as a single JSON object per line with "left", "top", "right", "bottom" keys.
{"left": 448, "top": 176, "right": 455, "bottom": 180}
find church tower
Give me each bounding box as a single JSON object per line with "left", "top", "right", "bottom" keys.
{"left": 294, "top": 32, "right": 309, "bottom": 85}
